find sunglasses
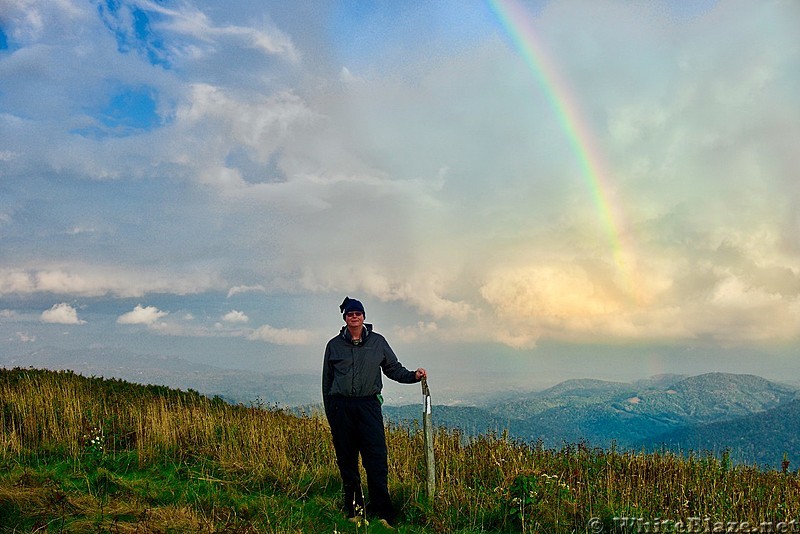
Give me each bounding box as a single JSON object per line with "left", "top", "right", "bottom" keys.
{"left": 345, "top": 311, "right": 363, "bottom": 318}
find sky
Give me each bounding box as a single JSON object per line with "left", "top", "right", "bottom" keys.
{"left": 1, "top": 0, "right": 800, "bottom": 402}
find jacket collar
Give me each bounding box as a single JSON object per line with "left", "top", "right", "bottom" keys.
{"left": 340, "top": 323, "right": 372, "bottom": 345}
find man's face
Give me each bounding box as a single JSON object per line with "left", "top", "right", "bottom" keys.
{"left": 345, "top": 311, "right": 364, "bottom": 329}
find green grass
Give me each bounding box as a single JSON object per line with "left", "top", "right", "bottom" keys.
{"left": 2, "top": 367, "right": 800, "bottom": 533}
{"left": 0, "top": 452, "right": 367, "bottom": 533}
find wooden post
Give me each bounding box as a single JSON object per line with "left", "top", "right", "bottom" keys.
{"left": 421, "top": 377, "right": 435, "bottom": 503}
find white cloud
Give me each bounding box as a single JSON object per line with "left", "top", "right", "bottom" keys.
{"left": 15, "top": 331, "right": 36, "bottom": 343}
{"left": 248, "top": 324, "right": 313, "bottom": 345}
{"left": 117, "top": 305, "right": 168, "bottom": 325}
{"left": 476, "top": 250, "right": 800, "bottom": 348}
{"left": 482, "top": 264, "right": 622, "bottom": 322}
{"left": 353, "top": 270, "right": 475, "bottom": 321}
{"left": 227, "top": 285, "right": 265, "bottom": 298}
{"left": 0, "top": 267, "right": 222, "bottom": 297}
{"left": 41, "top": 303, "right": 85, "bottom": 325}
{"left": 393, "top": 321, "right": 439, "bottom": 343}
{"left": 172, "top": 84, "right": 316, "bottom": 188}
{"left": 222, "top": 310, "right": 249, "bottom": 323}
{"left": 137, "top": 0, "right": 299, "bottom": 61}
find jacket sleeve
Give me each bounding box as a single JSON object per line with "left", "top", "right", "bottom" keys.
{"left": 322, "top": 342, "right": 334, "bottom": 410}
{"left": 379, "top": 337, "right": 418, "bottom": 384}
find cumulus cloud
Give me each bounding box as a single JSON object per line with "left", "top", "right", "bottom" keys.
{"left": 477, "top": 252, "right": 800, "bottom": 348}
{"left": 482, "top": 264, "right": 622, "bottom": 322}
{"left": 248, "top": 324, "right": 313, "bottom": 345}
{"left": 174, "top": 84, "right": 315, "bottom": 178}
{"left": 222, "top": 310, "right": 249, "bottom": 323}
{"left": 41, "top": 303, "right": 85, "bottom": 325}
{"left": 117, "top": 305, "right": 168, "bottom": 325}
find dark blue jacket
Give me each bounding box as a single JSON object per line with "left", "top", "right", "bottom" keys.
{"left": 322, "top": 323, "right": 418, "bottom": 405}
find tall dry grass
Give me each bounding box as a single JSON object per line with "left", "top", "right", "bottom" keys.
{"left": 3, "top": 367, "right": 800, "bottom": 532}
{"left": 1, "top": 369, "right": 337, "bottom": 496}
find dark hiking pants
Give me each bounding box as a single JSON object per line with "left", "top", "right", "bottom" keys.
{"left": 325, "top": 395, "right": 395, "bottom": 522}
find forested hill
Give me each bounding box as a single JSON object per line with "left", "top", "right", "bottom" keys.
{"left": 384, "top": 372, "right": 799, "bottom": 468}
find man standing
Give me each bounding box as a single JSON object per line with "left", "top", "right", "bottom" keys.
{"left": 322, "top": 297, "right": 427, "bottom": 529}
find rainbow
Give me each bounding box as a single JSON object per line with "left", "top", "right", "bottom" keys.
{"left": 488, "top": 0, "right": 641, "bottom": 303}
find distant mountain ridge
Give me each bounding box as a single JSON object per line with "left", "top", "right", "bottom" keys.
{"left": 385, "top": 372, "right": 799, "bottom": 469}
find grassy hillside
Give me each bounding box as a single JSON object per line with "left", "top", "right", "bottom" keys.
{"left": 2, "top": 367, "right": 800, "bottom": 533}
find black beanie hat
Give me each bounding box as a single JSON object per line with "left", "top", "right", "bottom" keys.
{"left": 340, "top": 296, "right": 365, "bottom": 316}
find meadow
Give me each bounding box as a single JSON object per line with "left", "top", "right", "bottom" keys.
{"left": 1, "top": 367, "right": 799, "bottom": 533}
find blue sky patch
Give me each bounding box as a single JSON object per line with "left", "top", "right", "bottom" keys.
{"left": 98, "top": 0, "right": 170, "bottom": 67}
{"left": 101, "top": 86, "right": 160, "bottom": 130}
{"left": 72, "top": 85, "right": 161, "bottom": 137}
